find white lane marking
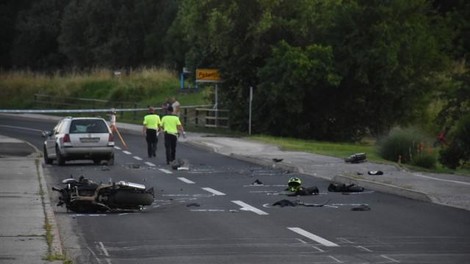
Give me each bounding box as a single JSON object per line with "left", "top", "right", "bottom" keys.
{"left": 0, "top": 125, "right": 42, "bottom": 132}
{"left": 338, "top": 237, "right": 354, "bottom": 244}
{"left": 98, "top": 242, "right": 109, "bottom": 257}
{"left": 232, "top": 200, "right": 268, "bottom": 215}
{"left": 178, "top": 177, "right": 195, "bottom": 184}
{"left": 202, "top": 187, "right": 226, "bottom": 196}
{"left": 356, "top": 245, "right": 373, "bottom": 252}
{"left": 145, "top": 162, "right": 156, "bottom": 167}
{"left": 123, "top": 150, "right": 132, "bottom": 155}
{"left": 413, "top": 173, "right": 470, "bottom": 186}
{"left": 86, "top": 246, "right": 104, "bottom": 264}
{"left": 328, "top": 255, "right": 343, "bottom": 263}
{"left": 159, "top": 168, "right": 172, "bottom": 174}
{"left": 312, "top": 246, "right": 325, "bottom": 253}
{"left": 381, "top": 255, "right": 400, "bottom": 263}
{"left": 287, "top": 227, "right": 339, "bottom": 247}
{"left": 190, "top": 209, "right": 226, "bottom": 212}
{"left": 114, "top": 146, "right": 121, "bottom": 150}
{"left": 133, "top": 156, "right": 142, "bottom": 161}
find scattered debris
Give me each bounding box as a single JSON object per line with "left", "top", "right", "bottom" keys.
{"left": 272, "top": 158, "right": 283, "bottom": 163}
{"left": 287, "top": 186, "right": 319, "bottom": 196}
{"left": 368, "top": 170, "right": 383, "bottom": 175}
{"left": 252, "top": 179, "right": 263, "bottom": 185}
{"left": 272, "top": 199, "right": 330, "bottom": 207}
{"left": 273, "top": 199, "right": 298, "bottom": 207}
{"left": 345, "top": 153, "right": 367, "bottom": 163}
{"left": 328, "top": 182, "right": 364, "bottom": 192}
{"left": 351, "top": 204, "right": 371, "bottom": 211}
{"left": 171, "top": 159, "right": 189, "bottom": 170}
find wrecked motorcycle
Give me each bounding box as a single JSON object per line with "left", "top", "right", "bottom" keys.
{"left": 52, "top": 176, "right": 154, "bottom": 213}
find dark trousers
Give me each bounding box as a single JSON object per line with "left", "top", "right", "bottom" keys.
{"left": 146, "top": 129, "right": 158, "bottom": 157}
{"left": 164, "top": 132, "right": 178, "bottom": 164}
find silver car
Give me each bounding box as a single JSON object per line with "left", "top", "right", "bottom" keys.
{"left": 43, "top": 117, "right": 115, "bottom": 165}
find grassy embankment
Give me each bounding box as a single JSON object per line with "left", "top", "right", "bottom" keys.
{"left": 0, "top": 68, "right": 210, "bottom": 123}
{"left": 1, "top": 69, "right": 466, "bottom": 174}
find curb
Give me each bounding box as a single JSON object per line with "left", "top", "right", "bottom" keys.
{"left": 26, "top": 141, "right": 64, "bottom": 259}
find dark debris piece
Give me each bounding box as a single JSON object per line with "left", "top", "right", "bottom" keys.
{"left": 252, "top": 179, "right": 263, "bottom": 185}
{"left": 351, "top": 204, "right": 371, "bottom": 211}
{"left": 272, "top": 199, "right": 298, "bottom": 207}
{"left": 345, "top": 153, "right": 367, "bottom": 163}
{"left": 328, "top": 183, "right": 364, "bottom": 192}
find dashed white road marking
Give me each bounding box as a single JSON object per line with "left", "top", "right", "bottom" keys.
{"left": 98, "top": 242, "right": 109, "bottom": 257}
{"left": 328, "top": 255, "right": 343, "bottom": 263}
{"left": 178, "top": 177, "right": 195, "bottom": 184}
{"left": 145, "top": 162, "right": 156, "bottom": 167}
{"left": 123, "top": 150, "right": 132, "bottom": 155}
{"left": 232, "top": 200, "right": 268, "bottom": 215}
{"left": 114, "top": 146, "right": 121, "bottom": 150}
{"left": 202, "top": 187, "right": 226, "bottom": 196}
{"left": 287, "top": 227, "right": 339, "bottom": 247}
{"left": 133, "top": 156, "right": 142, "bottom": 161}
{"left": 381, "top": 255, "right": 400, "bottom": 263}
{"left": 356, "top": 245, "right": 373, "bottom": 252}
{"left": 159, "top": 168, "right": 172, "bottom": 174}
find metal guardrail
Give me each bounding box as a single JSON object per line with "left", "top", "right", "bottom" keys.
{"left": 1, "top": 94, "right": 229, "bottom": 129}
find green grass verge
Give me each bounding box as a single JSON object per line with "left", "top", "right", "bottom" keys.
{"left": 249, "top": 135, "right": 383, "bottom": 162}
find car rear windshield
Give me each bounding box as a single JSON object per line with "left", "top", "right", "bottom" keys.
{"left": 70, "top": 119, "right": 108, "bottom": 134}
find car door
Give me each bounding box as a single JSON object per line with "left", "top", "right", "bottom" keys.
{"left": 46, "top": 120, "right": 64, "bottom": 158}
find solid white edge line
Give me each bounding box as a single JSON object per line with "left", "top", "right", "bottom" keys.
{"left": 287, "top": 227, "right": 339, "bottom": 247}
{"left": 178, "top": 177, "right": 195, "bottom": 184}
{"left": 202, "top": 187, "right": 226, "bottom": 196}
{"left": 159, "top": 168, "right": 172, "bottom": 174}
{"left": 231, "top": 200, "right": 268, "bottom": 215}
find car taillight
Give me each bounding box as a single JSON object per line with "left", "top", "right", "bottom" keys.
{"left": 63, "top": 134, "right": 71, "bottom": 143}
{"left": 108, "top": 133, "right": 114, "bottom": 142}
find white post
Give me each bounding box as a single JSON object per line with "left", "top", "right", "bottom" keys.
{"left": 249, "top": 86, "right": 253, "bottom": 135}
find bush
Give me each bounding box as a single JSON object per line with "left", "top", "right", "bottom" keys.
{"left": 439, "top": 114, "right": 470, "bottom": 169}
{"left": 378, "top": 127, "right": 436, "bottom": 168}
{"left": 412, "top": 153, "right": 437, "bottom": 169}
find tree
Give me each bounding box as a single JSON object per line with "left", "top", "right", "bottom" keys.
{"left": 59, "top": 0, "right": 178, "bottom": 69}
{"left": 11, "top": 0, "right": 68, "bottom": 70}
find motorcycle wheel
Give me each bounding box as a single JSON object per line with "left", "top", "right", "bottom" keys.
{"left": 111, "top": 191, "right": 154, "bottom": 207}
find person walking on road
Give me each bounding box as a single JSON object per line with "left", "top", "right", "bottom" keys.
{"left": 171, "top": 97, "right": 181, "bottom": 117}
{"left": 143, "top": 107, "right": 161, "bottom": 158}
{"left": 161, "top": 105, "right": 185, "bottom": 164}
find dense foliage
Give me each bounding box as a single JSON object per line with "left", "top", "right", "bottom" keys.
{"left": 1, "top": 0, "right": 469, "bottom": 159}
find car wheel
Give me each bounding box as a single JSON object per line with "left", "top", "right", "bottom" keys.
{"left": 56, "top": 146, "right": 65, "bottom": 166}
{"left": 43, "top": 146, "right": 53, "bottom": 165}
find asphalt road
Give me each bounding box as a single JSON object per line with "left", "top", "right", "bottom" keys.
{"left": 1, "top": 115, "right": 470, "bottom": 264}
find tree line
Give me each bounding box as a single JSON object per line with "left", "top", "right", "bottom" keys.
{"left": 1, "top": 0, "right": 469, "bottom": 145}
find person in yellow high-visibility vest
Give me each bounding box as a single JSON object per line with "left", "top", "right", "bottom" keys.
{"left": 161, "top": 105, "right": 185, "bottom": 164}
{"left": 142, "top": 107, "right": 161, "bottom": 158}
